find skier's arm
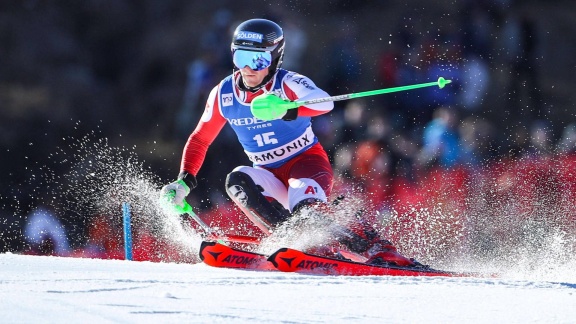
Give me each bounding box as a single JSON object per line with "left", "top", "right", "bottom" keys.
{"left": 161, "top": 85, "right": 226, "bottom": 210}
{"left": 283, "top": 73, "right": 333, "bottom": 117}
{"left": 180, "top": 85, "right": 227, "bottom": 178}
{"left": 250, "top": 73, "right": 333, "bottom": 121}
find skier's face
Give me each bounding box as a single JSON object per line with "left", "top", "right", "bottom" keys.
{"left": 240, "top": 66, "right": 269, "bottom": 88}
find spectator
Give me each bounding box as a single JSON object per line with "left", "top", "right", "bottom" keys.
{"left": 340, "top": 100, "right": 368, "bottom": 144}
{"left": 23, "top": 205, "right": 71, "bottom": 256}
{"left": 556, "top": 123, "right": 576, "bottom": 155}
{"left": 350, "top": 140, "right": 393, "bottom": 219}
{"left": 459, "top": 53, "right": 491, "bottom": 112}
{"left": 386, "top": 131, "right": 419, "bottom": 181}
{"left": 525, "top": 120, "right": 554, "bottom": 158}
{"left": 458, "top": 116, "right": 495, "bottom": 167}
{"left": 506, "top": 125, "right": 530, "bottom": 158}
{"left": 417, "top": 106, "right": 461, "bottom": 169}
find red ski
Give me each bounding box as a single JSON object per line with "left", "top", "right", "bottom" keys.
{"left": 199, "top": 242, "right": 495, "bottom": 278}
{"left": 199, "top": 241, "right": 276, "bottom": 271}
{"left": 268, "top": 247, "right": 489, "bottom": 278}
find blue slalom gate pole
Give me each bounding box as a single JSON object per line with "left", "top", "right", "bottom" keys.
{"left": 122, "top": 202, "right": 133, "bottom": 261}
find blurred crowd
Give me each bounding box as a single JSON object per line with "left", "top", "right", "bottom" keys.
{"left": 2, "top": 0, "right": 576, "bottom": 260}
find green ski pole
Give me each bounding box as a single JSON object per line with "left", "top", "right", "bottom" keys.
{"left": 251, "top": 77, "right": 452, "bottom": 120}
{"left": 294, "top": 77, "right": 452, "bottom": 107}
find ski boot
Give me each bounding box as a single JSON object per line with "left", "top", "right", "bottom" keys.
{"left": 365, "top": 240, "right": 421, "bottom": 267}
{"left": 304, "top": 244, "right": 351, "bottom": 261}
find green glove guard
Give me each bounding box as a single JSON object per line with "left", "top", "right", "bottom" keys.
{"left": 159, "top": 188, "right": 193, "bottom": 215}
{"left": 250, "top": 93, "right": 298, "bottom": 121}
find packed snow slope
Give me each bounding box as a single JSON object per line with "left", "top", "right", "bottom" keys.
{"left": 1, "top": 253, "right": 575, "bottom": 323}
{"left": 4, "top": 135, "right": 576, "bottom": 323}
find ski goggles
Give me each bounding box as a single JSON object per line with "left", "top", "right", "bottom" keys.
{"left": 232, "top": 49, "right": 272, "bottom": 71}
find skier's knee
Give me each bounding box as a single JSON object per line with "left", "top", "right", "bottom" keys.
{"left": 226, "top": 170, "right": 263, "bottom": 206}
{"left": 225, "top": 170, "right": 289, "bottom": 232}
{"left": 287, "top": 178, "right": 327, "bottom": 212}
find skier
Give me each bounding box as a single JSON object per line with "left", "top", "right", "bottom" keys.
{"left": 162, "top": 18, "right": 416, "bottom": 266}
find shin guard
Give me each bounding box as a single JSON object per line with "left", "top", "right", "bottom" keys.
{"left": 225, "top": 171, "right": 290, "bottom": 234}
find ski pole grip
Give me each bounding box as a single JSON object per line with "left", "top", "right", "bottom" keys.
{"left": 160, "top": 190, "right": 193, "bottom": 215}
{"left": 175, "top": 199, "right": 193, "bottom": 215}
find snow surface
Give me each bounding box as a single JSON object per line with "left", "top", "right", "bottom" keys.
{"left": 5, "top": 136, "right": 576, "bottom": 323}
{"left": 2, "top": 253, "right": 575, "bottom": 323}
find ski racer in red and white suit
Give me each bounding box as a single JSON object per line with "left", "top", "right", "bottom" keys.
{"left": 162, "top": 18, "right": 416, "bottom": 266}
{"left": 182, "top": 68, "right": 334, "bottom": 228}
